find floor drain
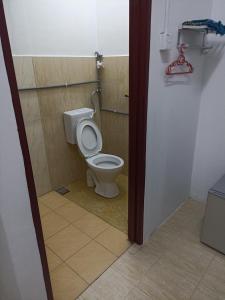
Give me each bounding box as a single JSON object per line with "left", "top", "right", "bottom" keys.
{"left": 55, "top": 186, "right": 70, "bottom": 195}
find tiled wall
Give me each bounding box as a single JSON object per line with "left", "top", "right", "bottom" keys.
{"left": 100, "top": 56, "right": 129, "bottom": 174}
{"left": 13, "top": 55, "right": 129, "bottom": 196}
{"left": 32, "top": 57, "right": 97, "bottom": 189}
{"left": 13, "top": 57, "right": 52, "bottom": 196}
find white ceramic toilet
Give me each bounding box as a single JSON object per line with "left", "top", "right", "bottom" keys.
{"left": 64, "top": 108, "right": 124, "bottom": 198}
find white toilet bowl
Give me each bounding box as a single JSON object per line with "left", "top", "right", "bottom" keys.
{"left": 86, "top": 154, "right": 124, "bottom": 198}
{"left": 63, "top": 108, "right": 124, "bottom": 199}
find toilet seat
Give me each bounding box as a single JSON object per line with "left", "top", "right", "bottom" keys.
{"left": 86, "top": 153, "right": 124, "bottom": 170}
{"left": 76, "top": 119, "right": 102, "bottom": 158}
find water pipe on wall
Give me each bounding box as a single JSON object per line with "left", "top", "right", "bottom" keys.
{"left": 91, "top": 52, "right": 104, "bottom": 129}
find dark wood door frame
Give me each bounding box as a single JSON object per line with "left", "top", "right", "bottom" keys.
{"left": 0, "top": 0, "right": 152, "bottom": 298}
{"left": 129, "top": 0, "right": 152, "bottom": 244}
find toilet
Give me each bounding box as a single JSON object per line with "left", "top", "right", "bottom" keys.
{"left": 64, "top": 108, "right": 124, "bottom": 198}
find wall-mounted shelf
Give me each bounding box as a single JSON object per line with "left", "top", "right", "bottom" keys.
{"left": 177, "top": 27, "right": 215, "bottom": 53}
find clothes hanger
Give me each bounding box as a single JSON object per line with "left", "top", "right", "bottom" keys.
{"left": 166, "top": 44, "right": 193, "bottom": 75}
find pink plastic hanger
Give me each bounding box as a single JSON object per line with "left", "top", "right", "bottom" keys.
{"left": 166, "top": 44, "right": 193, "bottom": 75}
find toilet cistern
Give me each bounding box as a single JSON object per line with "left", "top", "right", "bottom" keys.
{"left": 64, "top": 108, "right": 124, "bottom": 198}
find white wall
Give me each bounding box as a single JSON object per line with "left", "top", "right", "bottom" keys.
{"left": 3, "top": 0, "right": 98, "bottom": 56}
{"left": 0, "top": 39, "right": 47, "bottom": 300}
{"left": 96, "top": 0, "right": 129, "bottom": 55}
{"left": 144, "top": 0, "right": 213, "bottom": 238}
{"left": 191, "top": 0, "right": 225, "bottom": 202}
{"left": 3, "top": 0, "right": 129, "bottom": 56}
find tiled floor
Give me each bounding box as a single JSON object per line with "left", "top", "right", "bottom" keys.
{"left": 64, "top": 174, "right": 128, "bottom": 233}
{"left": 38, "top": 191, "right": 130, "bottom": 300}
{"left": 79, "top": 200, "right": 225, "bottom": 300}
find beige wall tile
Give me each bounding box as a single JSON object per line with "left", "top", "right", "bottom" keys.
{"left": 13, "top": 56, "right": 52, "bottom": 196}
{"left": 101, "top": 111, "right": 128, "bottom": 175}
{"left": 65, "top": 57, "right": 96, "bottom": 83}
{"left": 25, "top": 120, "right": 51, "bottom": 196}
{"left": 32, "top": 57, "right": 69, "bottom": 86}
{"left": 100, "top": 56, "right": 129, "bottom": 113}
{"left": 31, "top": 57, "right": 97, "bottom": 188}
{"left": 100, "top": 56, "right": 129, "bottom": 175}
{"left": 37, "top": 85, "right": 93, "bottom": 119}
{"left": 32, "top": 57, "right": 96, "bottom": 86}
{"left": 41, "top": 115, "right": 86, "bottom": 188}
{"left": 37, "top": 88, "right": 67, "bottom": 118}
{"left": 64, "top": 85, "right": 93, "bottom": 113}
{"left": 19, "top": 91, "right": 41, "bottom": 124}
{"left": 13, "top": 56, "right": 36, "bottom": 89}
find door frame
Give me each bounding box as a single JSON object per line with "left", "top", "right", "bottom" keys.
{"left": 0, "top": 0, "right": 152, "bottom": 298}
{"left": 128, "top": 0, "right": 151, "bottom": 244}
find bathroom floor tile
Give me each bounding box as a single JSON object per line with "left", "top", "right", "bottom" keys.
{"left": 73, "top": 213, "right": 109, "bottom": 238}
{"left": 39, "top": 191, "right": 69, "bottom": 210}
{"left": 41, "top": 212, "right": 69, "bottom": 240}
{"left": 112, "top": 248, "right": 159, "bottom": 285}
{"left": 138, "top": 254, "right": 198, "bottom": 300}
{"left": 95, "top": 226, "right": 131, "bottom": 256}
{"left": 38, "top": 202, "right": 51, "bottom": 217}
{"left": 50, "top": 263, "right": 87, "bottom": 300}
{"left": 125, "top": 287, "right": 154, "bottom": 300}
{"left": 77, "top": 286, "right": 101, "bottom": 300}
{"left": 80, "top": 200, "right": 225, "bottom": 300}
{"left": 46, "top": 225, "right": 91, "bottom": 260}
{"left": 66, "top": 240, "right": 116, "bottom": 284}
{"left": 54, "top": 202, "right": 88, "bottom": 223}
{"left": 65, "top": 174, "right": 128, "bottom": 233}
{"left": 90, "top": 267, "right": 134, "bottom": 299}
{"left": 46, "top": 247, "right": 62, "bottom": 272}
{"left": 191, "top": 256, "right": 225, "bottom": 300}
{"left": 207, "top": 256, "right": 225, "bottom": 279}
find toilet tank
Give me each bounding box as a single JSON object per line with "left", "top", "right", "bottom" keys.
{"left": 64, "top": 108, "right": 94, "bottom": 144}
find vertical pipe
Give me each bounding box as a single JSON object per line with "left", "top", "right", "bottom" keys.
{"left": 94, "top": 52, "right": 103, "bottom": 129}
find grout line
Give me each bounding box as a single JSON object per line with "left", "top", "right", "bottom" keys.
{"left": 39, "top": 189, "right": 130, "bottom": 299}
{"left": 118, "top": 255, "right": 161, "bottom": 288}
{"left": 189, "top": 254, "right": 215, "bottom": 299}
{"left": 39, "top": 192, "right": 131, "bottom": 279}
{"left": 71, "top": 221, "right": 110, "bottom": 240}
{"left": 64, "top": 261, "right": 90, "bottom": 284}
{"left": 57, "top": 239, "right": 93, "bottom": 262}
{"left": 44, "top": 223, "right": 71, "bottom": 241}
{"left": 43, "top": 210, "right": 129, "bottom": 259}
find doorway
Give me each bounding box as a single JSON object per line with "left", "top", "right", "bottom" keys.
{"left": 0, "top": 0, "right": 151, "bottom": 298}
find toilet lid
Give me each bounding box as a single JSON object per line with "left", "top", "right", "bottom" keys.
{"left": 76, "top": 119, "right": 102, "bottom": 158}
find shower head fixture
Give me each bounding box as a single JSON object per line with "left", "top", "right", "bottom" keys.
{"left": 95, "top": 51, "right": 103, "bottom": 62}
{"left": 95, "top": 51, "right": 104, "bottom": 69}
